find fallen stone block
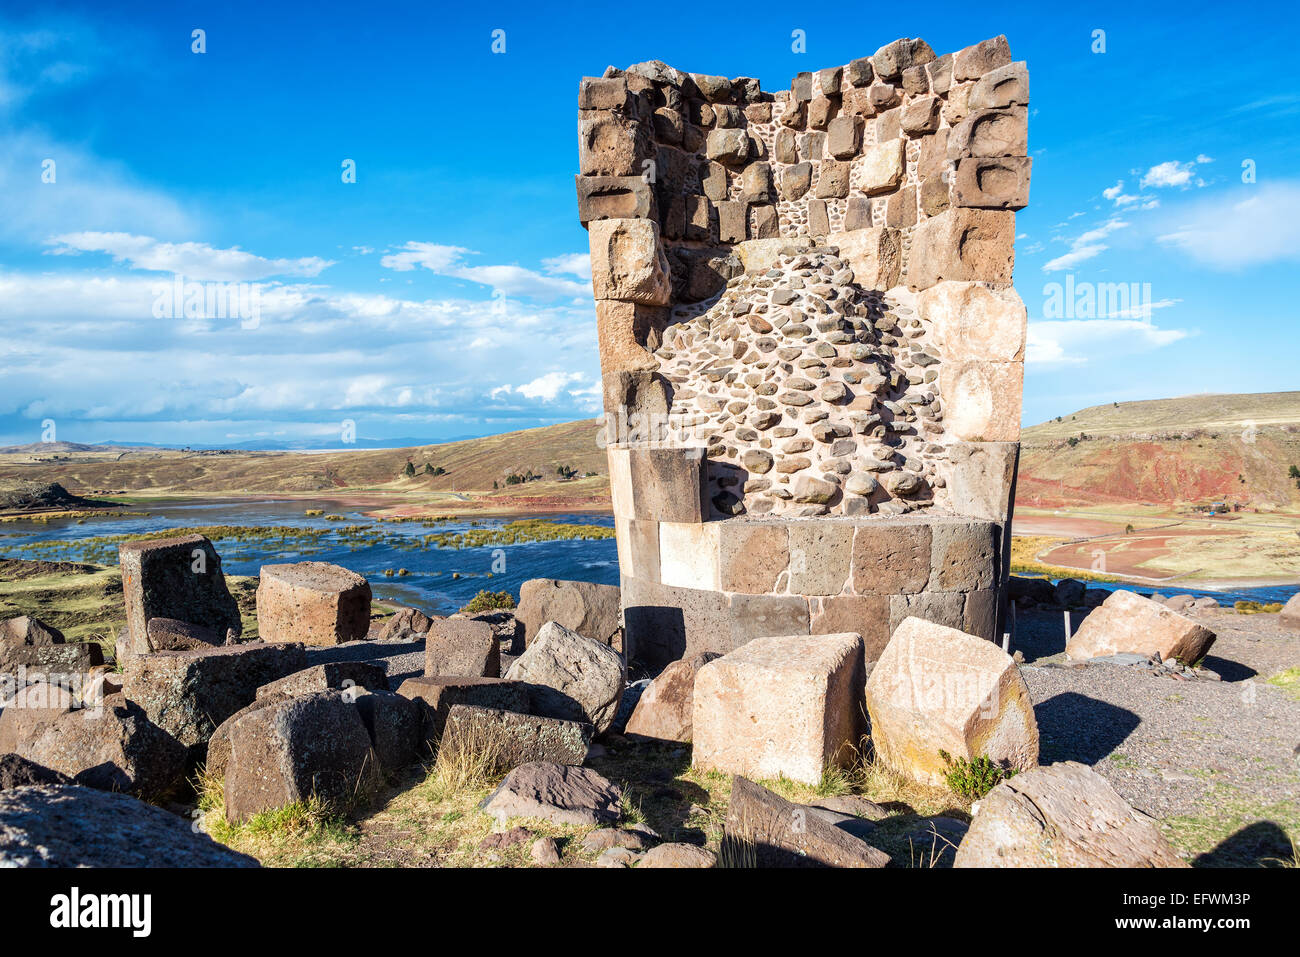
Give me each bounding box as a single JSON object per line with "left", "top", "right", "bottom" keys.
{"left": 693, "top": 633, "right": 865, "bottom": 785}
{"left": 425, "top": 617, "right": 499, "bottom": 678}
{"left": 1, "top": 685, "right": 186, "bottom": 800}
{"left": 865, "top": 617, "right": 1038, "bottom": 787}
{"left": 353, "top": 689, "right": 421, "bottom": 773}
{"left": 516, "top": 578, "right": 622, "bottom": 649}
{"left": 0, "top": 616, "right": 63, "bottom": 645}
{"left": 396, "top": 675, "right": 529, "bottom": 746}
{"left": 954, "top": 761, "right": 1188, "bottom": 867}
{"left": 0, "top": 785, "right": 259, "bottom": 867}
{"left": 1065, "top": 590, "right": 1216, "bottom": 664}
{"left": 0, "top": 615, "right": 105, "bottom": 678}
{"left": 256, "top": 561, "right": 371, "bottom": 646}
{"left": 0, "top": 639, "right": 103, "bottom": 679}
{"left": 119, "top": 534, "right": 242, "bottom": 656}
{"left": 640, "top": 843, "right": 717, "bottom": 868}
{"left": 1283, "top": 593, "right": 1300, "bottom": 631}
{"left": 441, "top": 704, "right": 592, "bottom": 770}
{"left": 505, "top": 621, "right": 625, "bottom": 734}
{"left": 624, "top": 651, "right": 719, "bottom": 742}
{"left": 722, "top": 776, "right": 890, "bottom": 867}
{"left": 375, "top": 606, "right": 436, "bottom": 641}
{"left": 123, "top": 641, "right": 307, "bottom": 755}
{"left": 223, "top": 690, "right": 381, "bottom": 822}
{"left": 256, "top": 661, "right": 389, "bottom": 698}
{"left": 480, "top": 762, "right": 623, "bottom": 827}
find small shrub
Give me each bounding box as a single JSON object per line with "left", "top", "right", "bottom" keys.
{"left": 461, "top": 589, "right": 515, "bottom": 614}
{"left": 939, "top": 751, "right": 1017, "bottom": 801}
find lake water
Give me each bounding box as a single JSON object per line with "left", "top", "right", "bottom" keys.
{"left": 0, "top": 499, "right": 1293, "bottom": 615}
{"left": 0, "top": 499, "right": 618, "bottom": 617}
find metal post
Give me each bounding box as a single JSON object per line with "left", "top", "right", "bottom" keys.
{"left": 1064, "top": 609, "right": 1072, "bottom": 643}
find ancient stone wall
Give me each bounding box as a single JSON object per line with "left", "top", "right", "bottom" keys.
{"left": 578, "top": 35, "right": 1029, "bottom": 670}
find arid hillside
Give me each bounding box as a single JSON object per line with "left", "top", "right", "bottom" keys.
{"left": 0, "top": 419, "right": 610, "bottom": 508}
{"left": 1018, "top": 392, "right": 1300, "bottom": 509}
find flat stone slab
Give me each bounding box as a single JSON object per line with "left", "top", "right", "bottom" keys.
{"left": 722, "top": 776, "right": 890, "bottom": 867}
{"left": 954, "top": 761, "right": 1188, "bottom": 868}
{"left": 0, "top": 785, "right": 258, "bottom": 867}
{"left": 480, "top": 762, "right": 623, "bottom": 828}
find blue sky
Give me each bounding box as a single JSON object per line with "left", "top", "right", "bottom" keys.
{"left": 1, "top": 0, "right": 1297, "bottom": 448}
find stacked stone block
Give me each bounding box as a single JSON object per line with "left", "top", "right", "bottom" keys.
{"left": 578, "top": 36, "right": 1029, "bottom": 670}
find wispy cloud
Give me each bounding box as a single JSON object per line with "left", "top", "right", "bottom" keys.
{"left": 46, "top": 232, "right": 334, "bottom": 281}
{"left": 1028, "top": 318, "right": 1190, "bottom": 366}
{"left": 1156, "top": 181, "right": 1300, "bottom": 269}
{"left": 381, "top": 241, "right": 590, "bottom": 300}
{"left": 1042, "top": 219, "right": 1129, "bottom": 272}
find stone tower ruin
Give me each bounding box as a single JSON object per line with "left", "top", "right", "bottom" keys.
{"left": 577, "top": 35, "right": 1030, "bottom": 671}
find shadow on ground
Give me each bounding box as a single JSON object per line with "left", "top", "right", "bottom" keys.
{"left": 1034, "top": 692, "right": 1140, "bottom": 764}
{"left": 1194, "top": 820, "right": 1296, "bottom": 867}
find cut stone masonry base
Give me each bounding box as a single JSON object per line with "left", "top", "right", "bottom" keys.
{"left": 621, "top": 511, "right": 1001, "bottom": 671}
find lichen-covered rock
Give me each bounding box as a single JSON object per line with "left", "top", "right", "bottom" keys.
{"left": 0, "top": 785, "right": 258, "bottom": 867}
{"left": 515, "top": 579, "right": 622, "bottom": 648}
{"left": 954, "top": 761, "right": 1188, "bottom": 868}
{"left": 0, "top": 686, "right": 186, "bottom": 801}
{"left": 865, "top": 617, "right": 1038, "bottom": 786}
{"left": 424, "top": 617, "right": 500, "bottom": 678}
{"left": 119, "top": 534, "right": 242, "bottom": 656}
{"left": 123, "top": 641, "right": 307, "bottom": 754}
{"left": 441, "top": 704, "right": 592, "bottom": 770}
{"left": 223, "top": 690, "right": 381, "bottom": 822}
{"left": 0, "top": 615, "right": 104, "bottom": 677}
{"left": 256, "top": 661, "right": 389, "bottom": 699}
{"left": 505, "top": 621, "right": 625, "bottom": 733}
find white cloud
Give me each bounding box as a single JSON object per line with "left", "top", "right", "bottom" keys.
{"left": 1042, "top": 220, "right": 1129, "bottom": 272}
{"left": 1156, "top": 181, "right": 1300, "bottom": 269}
{"left": 1140, "top": 157, "right": 1211, "bottom": 190}
{"left": 516, "top": 371, "right": 587, "bottom": 402}
{"left": 46, "top": 232, "right": 333, "bottom": 280}
{"left": 1028, "top": 318, "right": 1190, "bottom": 367}
{"left": 381, "top": 241, "right": 590, "bottom": 300}
{"left": 542, "top": 252, "right": 592, "bottom": 281}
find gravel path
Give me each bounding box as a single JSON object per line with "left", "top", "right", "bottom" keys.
{"left": 1019, "top": 605, "right": 1300, "bottom": 864}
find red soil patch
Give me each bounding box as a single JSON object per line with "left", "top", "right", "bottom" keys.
{"left": 1038, "top": 526, "right": 1237, "bottom": 580}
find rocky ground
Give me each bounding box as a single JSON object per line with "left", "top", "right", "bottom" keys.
{"left": 1014, "top": 604, "right": 1299, "bottom": 865}
{"left": 187, "top": 603, "right": 1298, "bottom": 869}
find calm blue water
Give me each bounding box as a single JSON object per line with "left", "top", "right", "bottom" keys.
{"left": 1046, "top": 577, "right": 1297, "bottom": 607}
{"left": 1, "top": 500, "right": 1293, "bottom": 614}
{"left": 0, "top": 499, "right": 618, "bottom": 617}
